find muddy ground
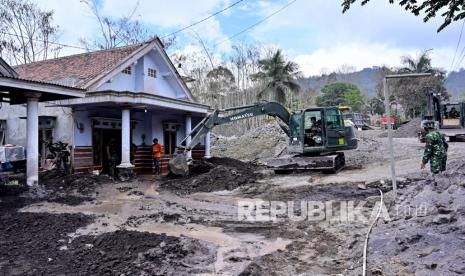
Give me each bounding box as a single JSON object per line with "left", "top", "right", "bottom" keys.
{"left": 1, "top": 129, "right": 465, "bottom": 275}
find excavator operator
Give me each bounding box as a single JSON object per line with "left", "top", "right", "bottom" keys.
{"left": 305, "top": 116, "right": 322, "bottom": 147}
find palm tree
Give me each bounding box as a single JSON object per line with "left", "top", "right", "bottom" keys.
{"left": 251, "top": 50, "right": 301, "bottom": 105}
{"left": 399, "top": 50, "right": 434, "bottom": 73}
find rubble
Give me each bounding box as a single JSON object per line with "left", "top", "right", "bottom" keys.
{"left": 161, "top": 157, "right": 260, "bottom": 195}
{"left": 378, "top": 117, "right": 422, "bottom": 138}
{"left": 366, "top": 159, "right": 465, "bottom": 275}
{"left": 211, "top": 122, "right": 288, "bottom": 162}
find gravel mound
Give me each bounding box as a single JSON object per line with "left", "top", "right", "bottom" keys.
{"left": 393, "top": 117, "right": 422, "bottom": 138}
{"left": 161, "top": 157, "right": 259, "bottom": 195}
{"left": 212, "top": 123, "right": 287, "bottom": 162}
{"left": 378, "top": 118, "right": 422, "bottom": 138}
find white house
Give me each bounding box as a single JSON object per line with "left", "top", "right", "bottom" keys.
{"left": 11, "top": 37, "right": 210, "bottom": 175}
{"left": 0, "top": 57, "right": 84, "bottom": 185}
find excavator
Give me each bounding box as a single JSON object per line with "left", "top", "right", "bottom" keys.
{"left": 169, "top": 101, "right": 358, "bottom": 175}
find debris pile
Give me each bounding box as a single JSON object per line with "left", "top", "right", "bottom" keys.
{"left": 161, "top": 157, "right": 259, "bottom": 195}
{"left": 0, "top": 196, "right": 94, "bottom": 276}
{"left": 378, "top": 118, "right": 422, "bottom": 138}
{"left": 367, "top": 159, "right": 465, "bottom": 275}
{"left": 212, "top": 123, "right": 288, "bottom": 162}
{"left": 70, "top": 231, "right": 216, "bottom": 275}
{"left": 40, "top": 171, "right": 110, "bottom": 195}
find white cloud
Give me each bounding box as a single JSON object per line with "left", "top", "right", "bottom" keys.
{"left": 294, "top": 43, "right": 455, "bottom": 77}
{"left": 100, "top": 0, "right": 227, "bottom": 29}
{"left": 34, "top": 0, "right": 97, "bottom": 56}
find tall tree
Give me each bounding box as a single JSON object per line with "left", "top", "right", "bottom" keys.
{"left": 0, "top": 0, "right": 61, "bottom": 65}
{"left": 390, "top": 52, "right": 447, "bottom": 118}
{"left": 316, "top": 82, "right": 366, "bottom": 111}
{"left": 399, "top": 51, "right": 434, "bottom": 73}
{"left": 80, "top": 0, "right": 169, "bottom": 50}
{"left": 251, "top": 49, "right": 301, "bottom": 105}
{"left": 342, "top": 0, "right": 465, "bottom": 32}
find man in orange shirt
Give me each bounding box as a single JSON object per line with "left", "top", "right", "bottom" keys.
{"left": 152, "top": 138, "right": 163, "bottom": 174}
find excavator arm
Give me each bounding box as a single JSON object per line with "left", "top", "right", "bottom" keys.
{"left": 179, "top": 101, "right": 291, "bottom": 152}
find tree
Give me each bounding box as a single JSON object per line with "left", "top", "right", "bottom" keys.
{"left": 390, "top": 51, "right": 447, "bottom": 118}
{"left": 316, "top": 82, "right": 366, "bottom": 111}
{"left": 342, "top": 0, "right": 465, "bottom": 32}
{"left": 399, "top": 51, "right": 434, "bottom": 73}
{"left": 80, "top": 0, "right": 161, "bottom": 50}
{"left": 0, "top": 0, "right": 61, "bottom": 65}
{"left": 251, "top": 49, "right": 301, "bottom": 106}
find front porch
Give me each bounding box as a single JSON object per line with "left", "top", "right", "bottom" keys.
{"left": 58, "top": 91, "right": 211, "bottom": 175}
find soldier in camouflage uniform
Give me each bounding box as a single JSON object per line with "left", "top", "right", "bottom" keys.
{"left": 421, "top": 125, "right": 448, "bottom": 174}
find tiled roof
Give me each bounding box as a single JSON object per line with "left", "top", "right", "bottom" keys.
{"left": 13, "top": 43, "right": 146, "bottom": 89}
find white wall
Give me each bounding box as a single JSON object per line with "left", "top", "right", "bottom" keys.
{"left": 0, "top": 103, "right": 73, "bottom": 147}
{"left": 73, "top": 110, "right": 92, "bottom": 147}
{"left": 132, "top": 111, "right": 151, "bottom": 146}
{"left": 97, "top": 64, "right": 136, "bottom": 91}
{"left": 94, "top": 49, "right": 188, "bottom": 100}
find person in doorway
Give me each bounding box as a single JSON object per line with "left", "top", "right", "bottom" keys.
{"left": 421, "top": 125, "right": 448, "bottom": 174}
{"left": 106, "top": 138, "right": 118, "bottom": 178}
{"left": 449, "top": 107, "right": 460, "bottom": 119}
{"left": 152, "top": 138, "right": 164, "bottom": 174}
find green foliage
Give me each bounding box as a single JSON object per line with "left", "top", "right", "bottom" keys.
{"left": 342, "top": 0, "right": 465, "bottom": 32}
{"left": 251, "top": 49, "right": 301, "bottom": 106}
{"left": 367, "top": 97, "right": 385, "bottom": 115}
{"left": 316, "top": 82, "right": 366, "bottom": 111}
{"left": 390, "top": 51, "right": 447, "bottom": 118}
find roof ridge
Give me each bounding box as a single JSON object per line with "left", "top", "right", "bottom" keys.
{"left": 12, "top": 41, "right": 149, "bottom": 68}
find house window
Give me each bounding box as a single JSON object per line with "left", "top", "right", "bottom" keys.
{"left": 122, "top": 66, "right": 132, "bottom": 75}
{"left": 147, "top": 68, "right": 157, "bottom": 78}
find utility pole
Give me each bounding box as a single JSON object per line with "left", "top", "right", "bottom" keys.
{"left": 383, "top": 73, "right": 432, "bottom": 200}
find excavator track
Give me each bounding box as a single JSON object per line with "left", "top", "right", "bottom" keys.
{"left": 267, "top": 153, "right": 345, "bottom": 174}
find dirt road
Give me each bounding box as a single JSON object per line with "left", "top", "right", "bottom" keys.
{"left": 1, "top": 131, "right": 465, "bottom": 275}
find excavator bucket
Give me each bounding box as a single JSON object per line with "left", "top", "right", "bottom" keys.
{"left": 168, "top": 154, "right": 189, "bottom": 176}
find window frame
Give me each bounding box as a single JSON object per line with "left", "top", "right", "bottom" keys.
{"left": 122, "top": 66, "right": 132, "bottom": 75}
{"left": 147, "top": 68, "right": 157, "bottom": 78}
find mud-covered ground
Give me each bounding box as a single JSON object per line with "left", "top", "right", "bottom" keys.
{"left": 1, "top": 130, "right": 465, "bottom": 275}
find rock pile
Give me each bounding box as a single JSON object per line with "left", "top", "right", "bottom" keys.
{"left": 211, "top": 123, "right": 288, "bottom": 162}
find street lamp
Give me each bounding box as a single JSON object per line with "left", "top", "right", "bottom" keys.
{"left": 383, "top": 73, "right": 432, "bottom": 200}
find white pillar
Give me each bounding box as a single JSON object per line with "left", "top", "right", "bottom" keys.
{"left": 118, "top": 108, "right": 134, "bottom": 168}
{"left": 204, "top": 131, "right": 211, "bottom": 158}
{"left": 185, "top": 115, "right": 192, "bottom": 158}
{"left": 26, "top": 93, "right": 40, "bottom": 186}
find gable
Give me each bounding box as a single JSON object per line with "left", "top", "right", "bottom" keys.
{"left": 94, "top": 44, "right": 193, "bottom": 101}
{"left": 11, "top": 37, "right": 194, "bottom": 101}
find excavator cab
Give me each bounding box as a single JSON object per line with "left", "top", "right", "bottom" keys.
{"left": 288, "top": 107, "right": 356, "bottom": 155}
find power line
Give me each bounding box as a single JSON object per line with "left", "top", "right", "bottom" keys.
{"left": 214, "top": 0, "right": 298, "bottom": 46}
{"left": 0, "top": 0, "right": 246, "bottom": 52}
{"left": 0, "top": 31, "right": 88, "bottom": 50}
{"left": 450, "top": 20, "right": 465, "bottom": 72}
{"left": 454, "top": 43, "right": 465, "bottom": 71}
{"left": 161, "top": 0, "right": 246, "bottom": 39}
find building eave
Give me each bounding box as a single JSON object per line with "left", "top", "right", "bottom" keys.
{"left": 54, "top": 91, "right": 210, "bottom": 114}
{"left": 0, "top": 76, "right": 85, "bottom": 104}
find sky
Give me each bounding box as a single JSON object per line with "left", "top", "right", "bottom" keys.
{"left": 33, "top": 0, "right": 464, "bottom": 77}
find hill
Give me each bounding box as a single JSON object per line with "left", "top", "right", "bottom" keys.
{"left": 301, "top": 67, "right": 465, "bottom": 100}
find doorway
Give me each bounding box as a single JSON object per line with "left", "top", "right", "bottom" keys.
{"left": 163, "top": 130, "right": 177, "bottom": 154}
{"left": 93, "top": 128, "right": 121, "bottom": 173}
